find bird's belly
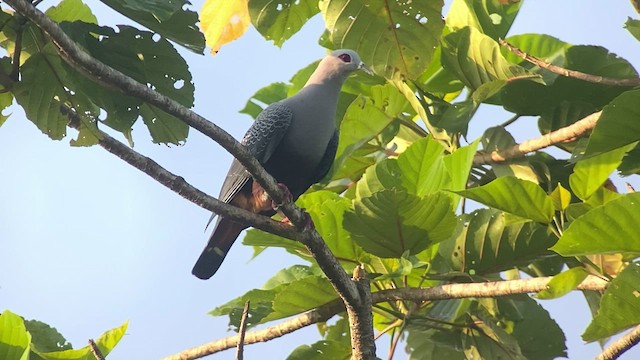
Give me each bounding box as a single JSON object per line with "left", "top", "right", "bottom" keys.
{"left": 263, "top": 144, "right": 322, "bottom": 199}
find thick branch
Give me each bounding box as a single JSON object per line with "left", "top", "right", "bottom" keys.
{"left": 164, "top": 276, "right": 608, "bottom": 359}
{"left": 500, "top": 39, "right": 640, "bottom": 87}
{"left": 597, "top": 324, "right": 640, "bottom": 360}
{"left": 473, "top": 111, "right": 601, "bottom": 165}
{"left": 61, "top": 107, "right": 297, "bottom": 241}
{"left": 3, "top": 0, "right": 362, "bottom": 310}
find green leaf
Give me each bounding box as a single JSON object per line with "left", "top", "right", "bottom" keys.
{"left": 210, "top": 266, "right": 325, "bottom": 329}
{"left": 35, "top": 321, "right": 127, "bottom": 360}
{"left": 500, "top": 296, "right": 567, "bottom": 359}
{"left": 62, "top": 23, "right": 194, "bottom": 144}
{"left": 240, "top": 82, "right": 290, "bottom": 119}
{"left": 455, "top": 177, "right": 555, "bottom": 223}
{"left": 443, "top": 139, "right": 479, "bottom": 205}
{"left": 405, "top": 328, "right": 464, "bottom": 360}
{"left": 583, "top": 263, "right": 640, "bottom": 342}
{"left": 441, "top": 27, "right": 534, "bottom": 90}
{"left": 45, "top": 0, "right": 98, "bottom": 23}
{"left": 0, "top": 310, "right": 31, "bottom": 360}
{"left": 12, "top": 50, "right": 68, "bottom": 140}
{"left": 439, "top": 209, "right": 557, "bottom": 275}
{"left": 99, "top": 0, "right": 205, "bottom": 53}
{"left": 552, "top": 192, "right": 640, "bottom": 256}
{"left": 549, "top": 183, "right": 571, "bottom": 211}
{"left": 481, "top": 127, "right": 539, "bottom": 183}
{"left": 585, "top": 89, "right": 640, "bottom": 156}
{"left": 344, "top": 189, "right": 456, "bottom": 258}
{"left": 243, "top": 228, "right": 310, "bottom": 260}
{"left": 140, "top": 104, "right": 189, "bottom": 145}
{"left": 265, "top": 276, "right": 337, "bottom": 322}
{"left": 538, "top": 101, "right": 596, "bottom": 153}
{"left": 536, "top": 267, "right": 589, "bottom": 300}
{"left": 0, "top": 91, "right": 13, "bottom": 127}
{"left": 396, "top": 136, "right": 449, "bottom": 197}
{"left": 335, "top": 84, "right": 409, "bottom": 165}
{"left": 297, "top": 191, "right": 364, "bottom": 264}
{"left": 503, "top": 45, "right": 637, "bottom": 116}
{"left": 319, "top": 0, "right": 444, "bottom": 79}
{"left": 502, "top": 34, "right": 570, "bottom": 84}
{"left": 249, "top": 0, "right": 319, "bottom": 47}
{"left": 354, "top": 158, "right": 402, "bottom": 200}
{"left": 625, "top": 17, "right": 640, "bottom": 42}
{"left": 24, "top": 320, "right": 71, "bottom": 352}
{"left": 287, "top": 340, "right": 351, "bottom": 360}
{"left": 446, "top": 0, "right": 522, "bottom": 40}
{"left": 463, "top": 306, "right": 526, "bottom": 360}
{"left": 569, "top": 143, "right": 636, "bottom": 201}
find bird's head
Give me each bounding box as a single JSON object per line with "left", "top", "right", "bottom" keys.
{"left": 328, "top": 49, "right": 373, "bottom": 76}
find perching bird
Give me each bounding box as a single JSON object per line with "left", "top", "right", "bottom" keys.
{"left": 192, "top": 49, "right": 372, "bottom": 279}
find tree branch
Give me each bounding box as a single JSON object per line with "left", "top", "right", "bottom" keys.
{"left": 4, "top": 0, "right": 367, "bottom": 354}
{"left": 60, "top": 106, "right": 297, "bottom": 241}
{"left": 163, "top": 276, "right": 608, "bottom": 359}
{"left": 597, "top": 324, "right": 640, "bottom": 360}
{"left": 473, "top": 111, "right": 601, "bottom": 166}
{"left": 236, "top": 301, "right": 250, "bottom": 360}
{"left": 500, "top": 39, "right": 640, "bottom": 87}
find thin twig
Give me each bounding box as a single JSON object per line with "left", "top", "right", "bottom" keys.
{"left": 596, "top": 324, "right": 640, "bottom": 360}
{"left": 473, "top": 111, "right": 601, "bottom": 165}
{"left": 374, "top": 319, "right": 402, "bottom": 341}
{"left": 162, "top": 276, "right": 608, "bottom": 360}
{"left": 499, "top": 114, "right": 520, "bottom": 128}
{"left": 236, "top": 301, "right": 251, "bottom": 360}
{"left": 500, "top": 39, "right": 640, "bottom": 87}
{"left": 4, "top": 0, "right": 363, "bottom": 322}
{"left": 88, "top": 339, "right": 105, "bottom": 360}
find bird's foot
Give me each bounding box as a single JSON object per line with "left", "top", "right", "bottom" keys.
{"left": 271, "top": 183, "right": 293, "bottom": 210}
{"left": 280, "top": 210, "right": 315, "bottom": 230}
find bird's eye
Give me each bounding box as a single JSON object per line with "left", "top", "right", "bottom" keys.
{"left": 338, "top": 53, "right": 352, "bottom": 63}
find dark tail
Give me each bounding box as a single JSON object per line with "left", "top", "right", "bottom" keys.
{"left": 192, "top": 218, "right": 245, "bottom": 279}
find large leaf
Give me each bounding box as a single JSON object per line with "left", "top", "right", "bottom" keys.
{"left": 499, "top": 296, "right": 567, "bottom": 360}
{"left": 446, "top": 0, "right": 522, "bottom": 40}
{"left": 249, "top": 0, "right": 319, "bottom": 47}
{"left": 99, "top": 0, "right": 205, "bottom": 53}
{"left": 405, "top": 328, "right": 464, "bottom": 360}
{"left": 569, "top": 143, "right": 636, "bottom": 201}
{"left": 63, "top": 23, "right": 194, "bottom": 144}
{"left": 297, "top": 191, "right": 364, "bottom": 265}
{"left": 584, "top": 89, "right": 640, "bottom": 156}
{"left": 583, "top": 263, "right": 640, "bottom": 342}
{"left": 396, "top": 136, "right": 449, "bottom": 197}
{"left": 34, "top": 322, "right": 127, "bottom": 360}
{"left": 501, "top": 34, "right": 570, "bottom": 84}
{"left": 319, "top": 0, "right": 444, "bottom": 79}
{"left": 535, "top": 267, "right": 589, "bottom": 300}
{"left": 552, "top": 192, "right": 640, "bottom": 256}
{"left": 463, "top": 306, "right": 526, "bottom": 360}
{"left": 200, "top": 0, "right": 251, "bottom": 53}
{"left": 287, "top": 340, "right": 351, "bottom": 360}
{"left": 354, "top": 158, "right": 402, "bottom": 200}
{"left": 344, "top": 189, "right": 456, "bottom": 258}
{"left": 335, "top": 84, "right": 409, "bottom": 165}
{"left": 441, "top": 26, "right": 534, "bottom": 91}
{"left": 455, "top": 177, "right": 555, "bottom": 223}
{"left": 23, "top": 320, "right": 71, "bottom": 352}
{"left": 210, "top": 266, "right": 336, "bottom": 328}
{"left": 0, "top": 310, "right": 31, "bottom": 360}
{"left": 264, "top": 276, "right": 337, "bottom": 322}
{"left": 12, "top": 49, "right": 68, "bottom": 140}
{"left": 502, "top": 45, "right": 637, "bottom": 116}
{"left": 46, "top": 0, "right": 98, "bottom": 23}
{"left": 439, "top": 209, "right": 557, "bottom": 275}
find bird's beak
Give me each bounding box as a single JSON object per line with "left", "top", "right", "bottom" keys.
{"left": 359, "top": 62, "right": 374, "bottom": 75}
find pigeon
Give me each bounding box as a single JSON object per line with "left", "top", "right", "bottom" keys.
{"left": 192, "top": 49, "right": 372, "bottom": 279}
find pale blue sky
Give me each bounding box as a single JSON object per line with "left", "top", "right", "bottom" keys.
{"left": 1, "top": 0, "right": 639, "bottom": 359}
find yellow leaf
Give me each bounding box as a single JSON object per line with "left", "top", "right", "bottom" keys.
{"left": 200, "top": 0, "right": 250, "bottom": 55}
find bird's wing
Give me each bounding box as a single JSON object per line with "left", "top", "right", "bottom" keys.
{"left": 208, "top": 103, "right": 293, "bottom": 225}
{"left": 310, "top": 129, "right": 339, "bottom": 184}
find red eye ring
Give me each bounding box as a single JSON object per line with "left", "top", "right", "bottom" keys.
{"left": 338, "top": 53, "right": 352, "bottom": 63}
